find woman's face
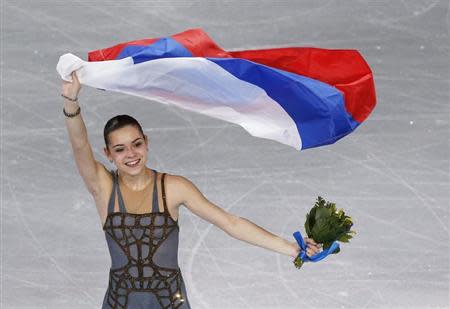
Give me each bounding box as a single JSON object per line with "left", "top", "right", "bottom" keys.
{"left": 104, "top": 125, "right": 148, "bottom": 175}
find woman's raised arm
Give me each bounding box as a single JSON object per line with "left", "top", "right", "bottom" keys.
{"left": 62, "top": 71, "right": 106, "bottom": 197}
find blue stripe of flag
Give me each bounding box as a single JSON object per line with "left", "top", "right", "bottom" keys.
{"left": 119, "top": 37, "right": 193, "bottom": 63}
{"left": 207, "top": 58, "right": 359, "bottom": 149}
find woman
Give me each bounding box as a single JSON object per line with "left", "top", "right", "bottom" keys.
{"left": 62, "top": 70, "right": 322, "bottom": 308}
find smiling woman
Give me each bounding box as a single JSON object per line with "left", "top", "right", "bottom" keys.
{"left": 103, "top": 115, "right": 149, "bottom": 176}
{"left": 61, "top": 70, "right": 322, "bottom": 308}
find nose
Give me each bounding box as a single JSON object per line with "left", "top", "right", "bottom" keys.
{"left": 126, "top": 147, "right": 138, "bottom": 158}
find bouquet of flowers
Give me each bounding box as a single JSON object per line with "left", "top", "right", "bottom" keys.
{"left": 293, "top": 196, "right": 355, "bottom": 269}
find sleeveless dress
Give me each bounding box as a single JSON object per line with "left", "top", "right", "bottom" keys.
{"left": 101, "top": 169, "right": 191, "bottom": 308}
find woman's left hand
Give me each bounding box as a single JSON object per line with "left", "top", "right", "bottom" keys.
{"left": 292, "top": 237, "right": 322, "bottom": 258}
{"left": 304, "top": 237, "right": 322, "bottom": 257}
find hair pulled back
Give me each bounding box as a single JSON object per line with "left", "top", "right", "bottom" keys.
{"left": 103, "top": 115, "right": 145, "bottom": 149}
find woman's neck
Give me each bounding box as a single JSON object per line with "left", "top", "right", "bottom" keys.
{"left": 118, "top": 167, "right": 152, "bottom": 191}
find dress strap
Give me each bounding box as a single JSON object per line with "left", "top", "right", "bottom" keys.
{"left": 107, "top": 170, "right": 117, "bottom": 215}
{"left": 151, "top": 169, "right": 159, "bottom": 213}
{"left": 161, "top": 173, "right": 169, "bottom": 214}
{"left": 115, "top": 170, "right": 127, "bottom": 213}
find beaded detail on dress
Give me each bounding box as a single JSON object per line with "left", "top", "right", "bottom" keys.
{"left": 101, "top": 169, "right": 191, "bottom": 309}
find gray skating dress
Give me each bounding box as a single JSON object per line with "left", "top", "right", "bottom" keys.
{"left": 102, "top": 169, "right": 191, "bottom": 308}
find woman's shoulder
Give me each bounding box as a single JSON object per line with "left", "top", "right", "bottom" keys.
{"left": 157, "top": 171, "right": 195, "bottom": 199}
{"left": 163, "top": 173, "right": 204, "bottom": 202}
{"left": 151, "top": 171, "right": 187, "bottom": 208}
{"left": 159, "top": 171, "right": 190, "bottom": 187}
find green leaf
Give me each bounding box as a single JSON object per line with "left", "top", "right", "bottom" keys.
{"left": 337, "top": 234, "right": 353, "bottom": 242}
{"left": 315, "top": 206, "right": 331, "bottom": 221}
{"left": 305, "top": 213, "right": 311, "bottom": 237}
{"left": 293, "top": 256, "right": 304, "bottom": 269}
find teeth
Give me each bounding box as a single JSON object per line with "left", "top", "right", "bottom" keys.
{"left": 126, "top": 159, "right": 139, "bottom": 166}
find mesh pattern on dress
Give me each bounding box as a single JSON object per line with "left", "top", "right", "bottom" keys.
{"left": 102, "top": 170, "right": 189, "bottom": 308}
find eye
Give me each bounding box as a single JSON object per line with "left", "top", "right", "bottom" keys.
{"left": 115, "top": 149, "right": 123, "bottom": 152}
{"left": 135, "top": 142, "right": 143, "bottom": 147}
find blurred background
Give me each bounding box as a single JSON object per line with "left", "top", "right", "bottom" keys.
{"left": 2, "top": 0, "right": 449, "bottom": 308}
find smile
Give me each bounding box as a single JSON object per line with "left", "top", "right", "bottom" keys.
{"left": 125, "top": 159, "right": 140, "bottom": 167}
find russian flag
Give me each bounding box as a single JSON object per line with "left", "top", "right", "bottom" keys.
{"left": 56, "top": 28, "right": 376, "bottom": 151}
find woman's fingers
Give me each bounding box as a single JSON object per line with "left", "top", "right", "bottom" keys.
{"left": 304, "top": 237, "right": 315, "bottom": 244}
{"left": 61, "top": 71, "right": 79, "bottom": 85}
{"left": 72, "top": 71, "right": 79, "bottom": 83}
{"left": 61, "top": 70, "right": 81, "bottom": 99}
{"left": 71, "top": 71, "right": 81, "bottom": 88}
{"left": 306, "top": 245, "right": 322, "bottom": 256}
{"left": 306, "top": 247, "right": 317, "bottom": 257}
{"left": 304, "top": 237, "right": 322, "bottom": 248}
{"left": 302, "top": 237, "right": 323, "bottom": 257}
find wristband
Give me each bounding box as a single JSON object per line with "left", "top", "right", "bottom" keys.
{"left": 63, "top": 106, "right": 81, "bottom": 118}
{"left": 61, "top": 93, "right": 78, "bottom": 102}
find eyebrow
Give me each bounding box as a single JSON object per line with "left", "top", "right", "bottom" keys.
{"left": 112, "top": 137, "right": 143, "bottom": 148}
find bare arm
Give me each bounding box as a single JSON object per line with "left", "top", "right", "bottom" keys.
{"left": 171, "top": 175, "right": 321, "bottom": 258}
{"left": 62, "top": 71, "right": 106, "bottom": 196}
{"left": 228, "top": 217, "right": 299, "bottom": 257}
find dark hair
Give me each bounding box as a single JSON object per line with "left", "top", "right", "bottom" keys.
{"left": 103, "top": 115, "right": 145, "bottom": 149}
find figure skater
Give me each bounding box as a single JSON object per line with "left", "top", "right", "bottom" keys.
{"left": 61, "top": 70, "right": 321, "bottom": 309}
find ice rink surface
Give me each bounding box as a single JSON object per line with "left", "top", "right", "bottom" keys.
{"left": 2, "top": 0, "right": 449, "bottom": 308}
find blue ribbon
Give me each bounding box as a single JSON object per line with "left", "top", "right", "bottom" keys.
{"left": 293, "top": 231, "right": 340, "bottom": 263}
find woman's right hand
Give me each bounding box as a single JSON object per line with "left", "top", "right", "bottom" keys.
{"left": 61, "top": 71, "right": 81, "bottom": 100}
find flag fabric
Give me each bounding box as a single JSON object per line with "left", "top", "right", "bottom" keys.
{"left": 56, "top": 28, "right": 376, "bottom": 151}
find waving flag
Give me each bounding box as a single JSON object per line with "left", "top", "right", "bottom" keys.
{"left": 56, "top": 28, "right": 376, "bottom": 150}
